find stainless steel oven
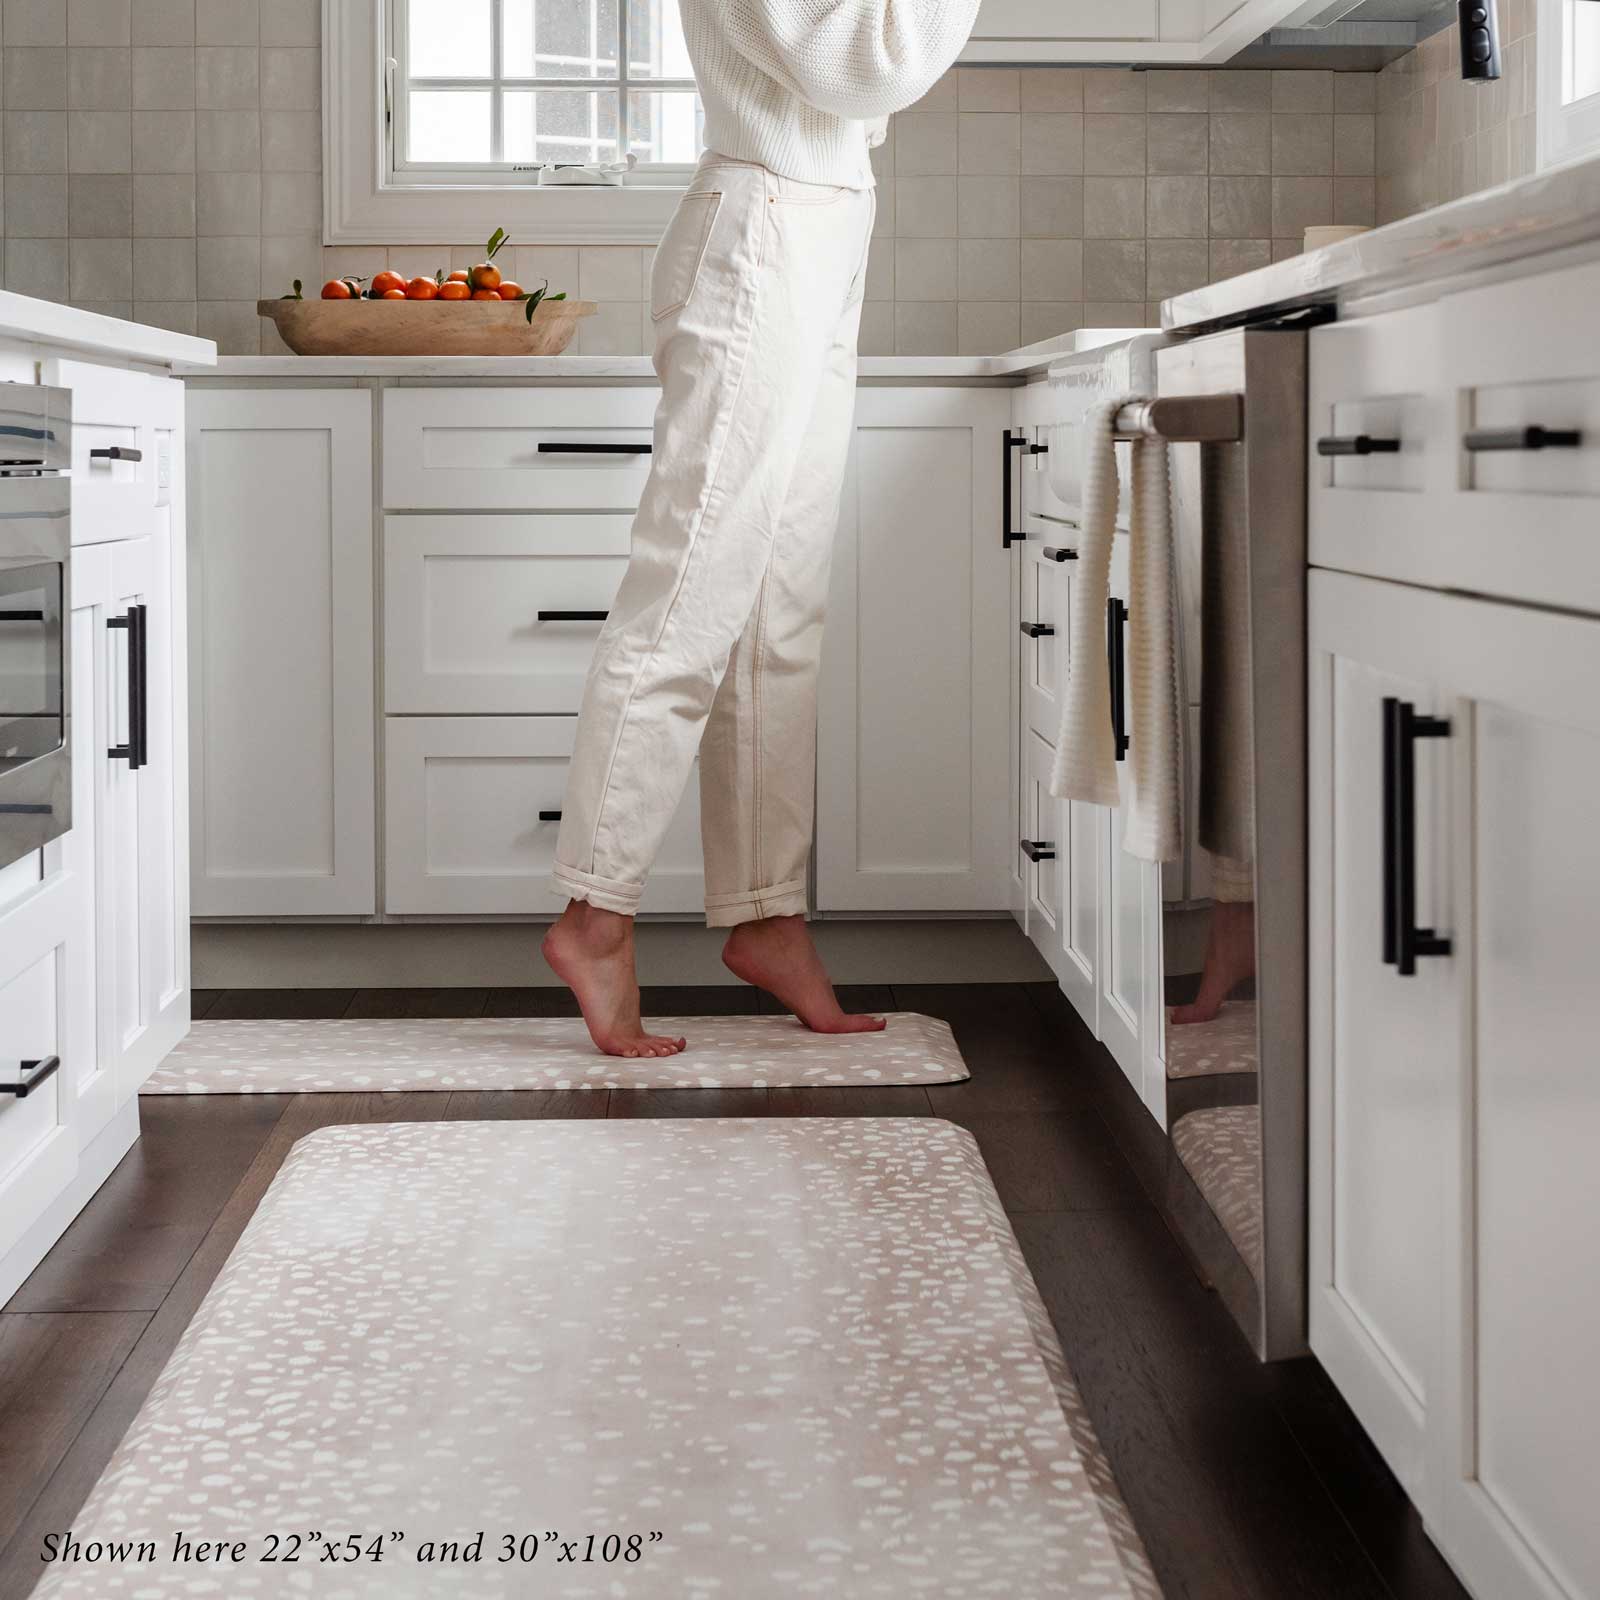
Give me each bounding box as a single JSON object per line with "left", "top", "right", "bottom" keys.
{"left": 0, "top": 384, "right": 71, "bottom": 871}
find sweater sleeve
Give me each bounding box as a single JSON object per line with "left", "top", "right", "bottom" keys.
{"left": 715, "top": 0, "right": 981, "bottom": 122}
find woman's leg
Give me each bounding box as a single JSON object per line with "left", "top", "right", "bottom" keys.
{"left": 546, "top": 162, "right": 875, "bottom": 1054}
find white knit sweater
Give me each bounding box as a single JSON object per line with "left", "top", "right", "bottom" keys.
{"left": 681, "top": 0, "right": 982, "bottom": 188}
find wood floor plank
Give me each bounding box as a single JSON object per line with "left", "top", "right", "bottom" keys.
{"left": 205, "top": 988, "right": 356, "bottom": 1020}
{"left": 755, "top": 983, "right": 894, "bottom": 1016}
{"left": 0, "top": 1092, "right": 450, "bottom": 1598}
{"left": 951, "top": 1111, "right": 1150, "bottom": 1214}
{"left": 767, "top": 1086, "right": 932, "bottom": 1117}
{"left": 4, "top": 1096, "right": 290, "bottom": 1314}
{"left": 641, "top": 985, "right": 757, "bottom": 1015}
{"left": 346, "top": 988, "right": 490, "bottom": 1018}
{"left": 0, "top": 1311, "right": 149, "bottom": 1556}
{"left": 607, "top": 1088, "right": 771, "bottom": 1118}
{"left": 482, "top": 987, "right": 581, "bottom": 1017}
{"left": 189, "top": 990, "right": 221, "bottom": 1020}
{"left": 443, "top": 1090, "right": 610, "bottom": 1120}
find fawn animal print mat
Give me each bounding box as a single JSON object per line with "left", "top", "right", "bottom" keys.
{"left": 144, "top": 1011, "right": 969, "bottom": 1093}
{"left": 31, "top": 1119, "right": 1158, "bottom": 1599}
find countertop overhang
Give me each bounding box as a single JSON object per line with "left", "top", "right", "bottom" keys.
{"left": 0, "top": 291, "right": 216, "bottom": 368}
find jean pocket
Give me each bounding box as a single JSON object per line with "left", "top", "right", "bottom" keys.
{"left": 649, "top": 189, "right": 722, "bottom": 322}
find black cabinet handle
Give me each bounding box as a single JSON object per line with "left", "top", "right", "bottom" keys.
{"left": 89, "top": 445, "right": 142, "bottom": 462}
{"left": 106, "top": 604, "right": 148, "bottom": 770}
{"left": 536, "top": 441, "right": 651, "bottom": 454}
{"left": 1381, "top": 697, "right": 1452, "bottom": 977}
{"left": 538, "top": 809, "right": 562, "bottom": 822}
{"left": 2, "top": 1055, "right": 60, "bottom": 1098}
{"left": 1316, "top": 434, "right": 1401, "bottom": 457}
{"left": 1020, "top": 621, "right": 1055, "bottom": 638}
{"left": 1003, "top": 429, "right": 1028, "bottom": 549}
{"left": 1041, "top": 546, "right": 1077, "bottom": 562}
{"left": 536, "top": 610, "right": 609, "bottom": 622}
{"left": 1462, "top": 425, "right": 1582, "bottom": 452}
{"left": 1107, "top": 597, "right": 1129, "bottom": 762}
{"left": 1020, "top": 839, "right": 1056, "bottom": 862}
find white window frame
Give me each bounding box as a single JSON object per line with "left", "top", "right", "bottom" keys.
{"left": 1537, "top": 0, "right": 1600, "bottom": 168}
{"left": 325, "top": 0, "right": 690, "bottom": 244}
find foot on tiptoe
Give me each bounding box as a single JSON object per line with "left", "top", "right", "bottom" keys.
{"left": 1170, "top": 900, "right": 1256, "bottom": 1026}
{"left": 542, "top": 902, "right": 687, "bottom": 1058}
{"left": 722, "top": 915, "right": 887, "bottom": 1035}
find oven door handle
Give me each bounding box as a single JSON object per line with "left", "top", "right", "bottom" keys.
{"left": 106, "top": 604, "right": 148, "bottom": 771}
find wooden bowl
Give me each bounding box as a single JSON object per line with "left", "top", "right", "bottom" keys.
{"left": 257, "top": 296, "right": 596, "bottom": 356}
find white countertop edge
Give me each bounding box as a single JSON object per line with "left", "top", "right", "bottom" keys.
{"left": 0, "top": 292, "right": 216, "bottom": 368}
{"left": 1162, "top": 150, "right": 1600, "bottom": 331}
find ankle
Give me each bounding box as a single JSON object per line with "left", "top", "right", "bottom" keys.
{"left": 556, "top": 900, "right": 633, "bottom": 952}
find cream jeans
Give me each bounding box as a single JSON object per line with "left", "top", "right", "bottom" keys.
{"left": 553, "top": 153, "right": 875, "bottom": 926}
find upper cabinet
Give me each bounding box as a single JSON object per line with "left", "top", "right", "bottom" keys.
{"left": 960, "top": 0, "right": 1307, "bottom": 62}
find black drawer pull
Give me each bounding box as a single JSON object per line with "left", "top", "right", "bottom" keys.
{"left": 536, "top": 441, "right": 651, "bottom": 454}
{"left": 537, "top": 610, "right": 609, "bottom": 622}
{"left": 0, "top": 610, "right": 46, "bottom": 622}
{"left": 1316, "top": 434, "right": 1401, "bottom": 457}
{"left": 1032, "top": 512, "right": 1080, "bottom": 530}
{"left": 1020, "top": 621, "right": 1055, "bottom": 638}
{"left": 538, "top": 809, "right": 563, "bottom": 822}
{"left": 1020, "top": 839, "right": 1056, "bottom": 862}
{"left": 1381, "top": 697, "right": 1453, "bottom": 977}
{"left": 106, "top": 604, "right": 148, "bottom": 770}
{"left": 2, "top": 1055, "right": 61, "bottom": 1098}
{"left": 1462, "top": 425, "right": 1582, "bottom": 452}
{"left": 1041, "top": 546, "right": 1077, "bottom": 562}
{"left": 1003, "top": 429, "right": 1027, "bottom": 549}
{"left": 89, "top": 445, "right": 142, "bottom": 462}
{"left": 1107, "top": 597, "right": 1129, "bottom": 762}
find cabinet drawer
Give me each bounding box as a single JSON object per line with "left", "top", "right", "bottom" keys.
{"left": 1435, "top": 258, "right": 1600, "bottom": 613}
{"left": 384, "top": 717, "right": 703, "bottom": 916}
{"left": 43, "top": 358, "right": 177, "bottom": 546}
{"left": 1019, "top": 543, "right": 1067, "bottom": 741}
{"left": 382, "top": 388, "right": 659, "bottom": 509}
{"left": 384, "top": 515, "right": 631, "bottom": 714}
{"left": 1307, "top": 307, "right": 1447, "bottom": 587}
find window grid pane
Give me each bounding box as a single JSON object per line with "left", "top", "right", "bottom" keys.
{"left": 401, "top": 0, "right": 701, "bottom": 167}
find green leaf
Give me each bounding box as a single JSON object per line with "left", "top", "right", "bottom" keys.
{"left": 546, "top": 291, "right": 566, "bottom": 301}
{"left": 281, "top": 278, "right": 303, "bottom": 300}
{"left": 486, "top": 226, "right": 508, "bottom": 260}
{"left": 521, "top": 283, "right": 547, "bottom": 323}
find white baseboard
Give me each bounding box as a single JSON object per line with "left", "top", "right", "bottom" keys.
{"left": 192, "top": 919, "right": 1053, "bottom": 990}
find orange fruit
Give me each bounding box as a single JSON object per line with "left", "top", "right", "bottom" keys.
{"left": 470, "top": 262, "right": 502, "bottom": 291}
{"left": 471, "top": 287, "right": 500, "bottom": 300}
{"left": 405, "top": 276, "right": 438, "bottom": 300}
{"left": 496, "top": 280, "right": 523, "bottom": 300}
{"left": 320, "top": 278, "right": 353, "bottom": 299}
{"left": 370, "top": 270, "right": 406, "bottom": 296}
{"left": 446, "top": 269, "right": 471, "bottom": 283}
{"left": 437, "top": 280, "right": 471, "bottom": 300}
{"left": 381, "top": 287, "right": 406, "bottom": 299}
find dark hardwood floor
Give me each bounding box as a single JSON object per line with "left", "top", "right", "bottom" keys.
{"left": 0, "top": 983, "right": 1468, "bottom": 1600}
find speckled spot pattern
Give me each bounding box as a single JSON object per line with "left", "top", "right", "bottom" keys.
{"left": 144, "top": 1012, "right": 968, "bottom": 1094}
{"left": 1164, "top": 1001, "right": 1259, "bottom": 1080}
{"left": 1171, "top": 1105, "right": 1262, "bottom": 1281}
{"left": 30, "top": 1119, "right": 1158, "bottom": 1600}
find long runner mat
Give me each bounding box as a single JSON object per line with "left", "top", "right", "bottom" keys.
{"left": 31, "top": 1119, "right": 1157, "bottom": 1598}
{"left": 144, "top": 1012, "right": 969, "bottom": 1094}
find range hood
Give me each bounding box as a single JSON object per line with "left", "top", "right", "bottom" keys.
{"left": 1231, "top": 0, "right": 1456, "bottom": 68}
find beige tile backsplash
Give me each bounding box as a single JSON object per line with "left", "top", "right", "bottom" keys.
{"left": 2, "top": 28, "right": 1400, "bottom": 355}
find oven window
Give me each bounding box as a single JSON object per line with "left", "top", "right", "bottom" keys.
{"left": 0, "top": 561, "right": 64, "bottom": 770}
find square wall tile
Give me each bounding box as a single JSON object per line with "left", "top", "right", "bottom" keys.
{"left": 68, "top": 112, "right": 133, "bottom": 173}
{"left": 1271, "top": 174, "right": 1333, "bottom": 235}
{"left": 1020, "top": 176, "right": 1083, "bottom": 238}
{"left": 1147, "top": 70, "right": 1208, "bottom": 112}
{"left": 1146, "top": 237, "right": 1209, "bottom": 299}
{"left": 5, "top": 48, "right": 69, "bottom": 111}
{"left": 959, "top": 300, "right": 1019, "bottom": 356}
{"left": 133, "top": 171, "right": 196, "bottom": 234}
{"left": 1273, "top": 70, "right": 1334, "bottom": 112}
{"left": 132, "top": 234, "right": 196, "bottom": 296}
{"left": 5, "top": 237, "right": 70, "bottom": 298}
{"left": 1209, "top": 238, "right": 1272, "bottom": 279}
{"left": 1020, "top": 301, "right": 1082, "bottom": 344}
{"left": 894, "top": 300, "right": 956, "bottom": 355}
{"left": 1209, "top": 175, "right": 1272, "bottom": 237}
{"left": 260, "top": 233, "right": 319, "bottom": 295}
{"left": 260, "top": 167, "right": 316, "bottom": 229}
{"left": 197, "top": 233, "right": 259, "bottom": 296}
{"left": 894, "top": 236, "right": 956, "bottom": 299}
{"left": 1146, "top": 175, "right": 1207, "bottom": 237}
{"left": 261, "top": 47, "right": 319, "bottom": 109}
{"left": 897, "top": 174, "right": 957, "bottom": 236}
{"left": 1334, "top": 114, "right": 1375, "bottom": 174}
{"left": 69, "top": 0, "right": 132, "bottom": 46}
{"left": 5, "top": 111, "right": 69, "bottom": 172}
{"left": 69, "top": 48, "right": 133, "bottom": 108}
{"left": 956, "top": 174, "right": 1017, "bottom": 237}
{"left": 197, "top": 108, "right": 261, "bottom": 169}
{"left": 858, "top": 300, "right": 894, "bottom": 355}
{"left": 864, "top": 239, "right": 894, "bottom": 300}
{"left": 1083, "top": 113, "right": 1145, "bottom": 175}
{"left": 957, "top": 112, "right": 1020, "bottom": 175}
{"left": 132, "top": 47, "right": 196, "bottom": 108}
{"left": 195, "top": 46, "right": 260, "bottom": 108}
{"left": 260, "top": 0, "right": 318, "bottom": 45}
{"left": 69, "top": 235, "right": 133, "bottom": 298}
{"left": 196, "top": 167, "right": 258, "bottom": 231}
{"left": 957, "top": 237, "right": 1018, "bottom": 300}
{"left": 132, "top": 109, "right": 196, "bottom": 169}
{"left": 573, "top": 301, "right": 645, "bottom": 356}
{"left": 957, "top": 68, "right": 1018, "bottom": 111}
{"left": 512, "top": 244, "right": 579, "bottom": 290}
{"left": 5, "top": 175, "right": 69, "bottom": 235}
{"left": 1083, "top": 71, "right": 1145, "bottom": 112}
{"left": 1333, "top": 174, "right": 1376, "bottom": 224}
{"left": 1084, "top": 238, "right": 1145, "bottom": 300}
{"left": 894, "top": 111, "right": 956, "bottom": 176}
{"left": 1020, "top": 237, "right": 1083, "bottom": 301}
{"left": 1020, "top": 113, "right": 1083, "bottom": 175}
{"left": 578, "top": 246, "right": 643, "bottom": 300}
{"left": 1211, "top": 114, "right": 1270, "bottom": 175}
{"left": 1019, "top": 67, "right": 1082, "bottom": 112}
{"left": 1334, "top": 73, "right": 1376, "bottom": 113}
{"left": 196, "top": 299, "right": 261, "bottom": 353}
{"left": 196, "top": 0, "right": 259, "bottom": 46}
{"left": 134, "top": 298, "right": 198, "bottom": 332}
{"left": 1147, "top": 113, "right": 1208, "bottom": 175}
{"left": 262, "top": 110, "right": 319, "bottom": 169}
{"left": 69, "top": 172, "right": 133, "bottom": 234}
{"left": 1209, "top": 71, "right": 1270, "bottom": 113}
{"left": 1272, "top": 113, "right": 1333, "bottom": 174}
{"left": 1083, "top": 176, "right": 1145, "bottom": 238}
{"left": 4, "top": 0, "right": 70, "bottom": 45}
{"left": 133, "top": 0, "right": 195, "bottom": 44}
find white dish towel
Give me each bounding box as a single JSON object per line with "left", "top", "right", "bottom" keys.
{"left": 1049, "top": 396, "right": 1182, "bottom": 864}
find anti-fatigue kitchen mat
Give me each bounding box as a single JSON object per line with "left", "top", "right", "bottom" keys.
{"left": 143, "top": 1011, "right": 968, "bottom": 1093}
{"left": 31, "top": 1119, "right": 1158, "bottom": 1600}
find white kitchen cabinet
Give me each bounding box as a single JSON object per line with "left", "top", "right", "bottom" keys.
{"left": 385, "top": 717, "right": 705, "bottom": 916}
{"left": 960, "top": 0, "right": 1309, "bottom": 62}
{"left": 816, "top": 386, "right": 1011, "bottom": 913}
{"left": 1310, "top": 568, "right": 1600, "bottom": 1600}
{"left": 187, "top": 389, "right": 376, "bottom": 917}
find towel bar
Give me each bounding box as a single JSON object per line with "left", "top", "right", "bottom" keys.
{"left": 1113, "top": 395, "right": 1243, "bottom": 445}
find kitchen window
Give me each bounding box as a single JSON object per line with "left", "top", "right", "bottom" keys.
{"left": 1538, "top": 0, "right": 1600, "bottom": 166}
{"left": 327, "top": 0, "right": 698, "bottom": 244}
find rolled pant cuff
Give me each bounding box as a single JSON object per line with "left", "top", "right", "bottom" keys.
{"left": 703, "top": 878, "right": 809, "bottom": 929}
{"left": 551, "top": 860, "right": 645, "bottom": 917}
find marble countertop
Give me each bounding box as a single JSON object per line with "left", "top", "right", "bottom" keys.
{"left": 0, "top": 292, "right": 215, "bottom": 368}
{"left": 180, "top": 327, "right": 1142, "bottom": 382}
{"left": 1164, "top": 150, "right": 1600, "bottom": 330}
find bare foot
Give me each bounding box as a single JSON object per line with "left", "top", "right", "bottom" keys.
{"left": 541, "top": 902, "right": 687, "bottom": 1058}
{"left": 722, "top": 915, "right": 887, "bottom": 1034}
{"left": 1170, "top": 900, "right": 1256, "bottom": 1026}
